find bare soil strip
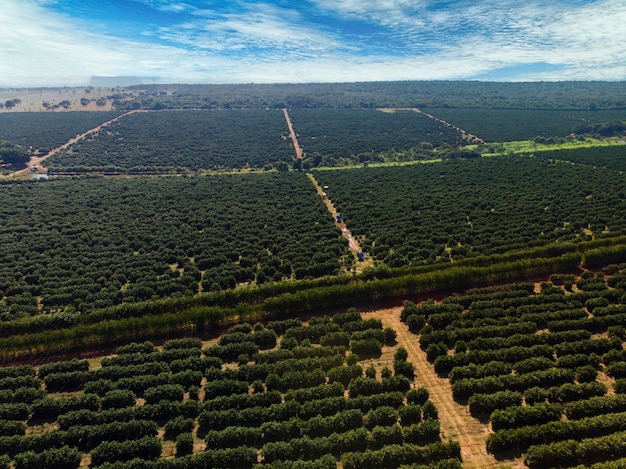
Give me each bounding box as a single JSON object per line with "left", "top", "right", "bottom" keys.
{"left": 411, "top": 108, "right": 486, "bottom": 144}
{"left": 10, "top": 109, "right": 149, "bottom": 178}
{"left": 377, "top": 107, "right": 485, "bottom": 144}
{"left": 282, "top": 108, "right": 303, "bottom": 160}
{"left": 306, "top": 173, "right": 373, "bottom": 270}
{"left": 364, "top": 308, "right": 524, "bottom": 469}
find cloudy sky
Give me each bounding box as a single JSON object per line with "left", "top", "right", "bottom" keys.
{"left": 1, "top": 0, "right": 625, "bottom": 86}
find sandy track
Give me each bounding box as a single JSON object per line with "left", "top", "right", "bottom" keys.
{"left": 363, "top": 307, "right": 523, "bottom": 469}
{"left": 306, "top": 173, "right": 373, "bottom": 270}
{"left": 283, "top": 108, "right": 303, "bottom": 160}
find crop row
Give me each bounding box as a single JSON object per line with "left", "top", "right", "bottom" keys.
{"left": 47, "top": 110, "right": 296, "bottom": 171}
{"left": 0, "top": 111, "right": 122, "bottom": 151}
{"left": 420, "top": 108, "right": 626, "bottom": 142}
{"left": 0, "top": 310, "right": 459, "bottom": 468}
{"left": 403, "top": 267, "right": 626, "bottom": 467}
{"left": 0, "top": 172, "right": 349, "bottom": 318}
{"left": 313, "top": 155, "right": 626, "bottom": 265}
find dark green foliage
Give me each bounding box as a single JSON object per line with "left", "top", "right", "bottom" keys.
{"left": 90, "top": 436, "right": 162, "bottom": 467}
{"left": 468, "top": 391, "right": 523, "bottom": 416}
{"left": 115, "top": 341, "right": 155, "bottom": 354}
{"left": 42, "top": 371, "right": 90, "bottom": 392}
{"left": 205, "top": 426, "right": 262, "bottom": 449}
{"left": 320, "top": 331, "right": 350, "bottom": 347}
{"left": 565, "top": 394, "right": 626, "bottom": 420}
{"left": 422, "top": 108, "right": 625, "bottom": 141}
{"left": 0, "top": 419, "right": 25, "bottom": 437}
{"left": 101, "top": 389, "right": 137, "bottom": 410}
{"left": 38, "top": 359, "right": 89, "bottom": 379}
{"left": 143, "top": 384, "right": 185, "bottom": 404}
{"left": 449, "top": 361, "right": 512, "bottom": 383}
{"left": 0, "top": 365, "right": 35, "bottom": 379}
{"left": 175, "top": 433, "right": 193, "bottom": 458}
{"left": 254, "top": 454, "right": 337, "bottom": 469}
{"left": 13, "top": 445, "right": 81, "bottom": 469}
{"left": 406, "top": 387, "right": 430, "bottom": 406}
{"left": 0, "top": 141, "right": 29, "bottom": 167}
{"left": 327, "top": 364, "right": 362, "bottom": 386}
{"left": 314, "top": 157, "right": 626, "bottom": 266}
{"left": 0, "top": 173, "right": 347, "bottom": 318}
{"left": 30, "top": 397, "right": 61, "bottom": 421}
{"left": 393, "top": 359, "right": 415, "bottom": 380}
{"left": 0, "top": 403, "right": 29, "bottom": 421}
{"left": 487, "top": 411, "right": 626, "bottom": 454}
{"left": 0, "top": 387, "right": 46, "bottom": 404}
{"left": 66, "top": 420, "right": 158, "bottom": 450}
{"left": 162, "top": 338, "right": 202, "bottom": 350}
{"left": 47, "top": 109, "right": 295, "bottom": 171}
{"left": 163, "top": 416, "right": 194, "bottom": 441}
{"left": 490, "top": 403, "right": 563, "bottom": 431}
{"left": 524, "top": 431, "right": 626, "bottom": 469}
{"left": 284, "top": 382, "right": 345, "bottom": 404}
{"left": 399, "top": 404, "right": 422, "bottom": 426}
{"left": 365, "top": 405, "right": 399, "bottom": 428}
{"left": 351, "top": 339, "right": 382, "bottom": 358}
{"left": 289, "top": 108, "right": 462, "bottom": 167}
{"left": 383, "top": 327, "right": 397, "bottom": 345}
{"left": 341, "top": 441, "right": 461, "bottom": 469}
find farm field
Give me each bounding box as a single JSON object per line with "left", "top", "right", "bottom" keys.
{"left": 0, "top": 309, "right": 461, "bottom": 469}
{"left": 46, "top": 110, "right": 296, "bottom": 172}
{"left": 288, "top": 108, "right": 464, "bottom": 166}
{"left": 405, "top": 265, "right": 626, "bottom": 468}
{"left": 421, "top": 108, "right": 626, "bottom": 142}
{"left": 3, "top": 269, "right": 626, "bottom": 468}
{"left": 0, "top": 173, "right": 349, "bottom": 318}
{"left": 0, "top": 112, "right": 122, "bottom": 154}
{"left": 313, "top": 155, "right": 626, "bottom": 266}
{"left": 1, "top": 81, "right": 626, "bottom": 467}
{"left": 532, "top": 145, "right": 626, "bottom": 171}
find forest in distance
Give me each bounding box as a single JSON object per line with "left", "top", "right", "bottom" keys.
{"left": 1, "top": 80, "right": 626, "bottom": 468}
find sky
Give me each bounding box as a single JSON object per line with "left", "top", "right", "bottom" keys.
{"left": 1, "top": 0, "right": 625, "bottom": 86}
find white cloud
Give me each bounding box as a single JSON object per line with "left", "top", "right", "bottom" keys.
{"left": 132, "top": 0, "right": 197, "bottom": 13}
{"left": 0, "top": 0, "right": 625, "bottom": 85}
{"left": 156, "top": 4, "right": 346, "bottom": 56}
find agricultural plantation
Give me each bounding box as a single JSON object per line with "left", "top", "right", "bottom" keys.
{"left": 0, "top": 112, "right": 122, "bottom": 155}
{"left": 287, "top": 108, "right": 464, "bottom": 166}
{"left": 1, "top": 81, "right": 626, "bottom": 467}
{"left": 404, "top": 265, "right": 626, "bottom": 468}
{"left": 0, "top": 173, "right": 349, "bottom": 317}
{"left": 533, "top": 145, "right": 626, "bottom": 171}
{"left": 419, "top": 108, "right": 626, "bottom": 142}
{"left": 313, "top": 155, "right": 626, "bottom": 266}
{"left": 0, "top": 310, "right": 461, "bottom": 468}
{"left": 46, "top": 110, "right": 296, "bottom": 172}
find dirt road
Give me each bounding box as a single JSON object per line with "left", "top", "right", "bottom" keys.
{"left": 10, "top": 110, "right": 148, "bottom": 178}
{"left": 282, "top": 108, "right": 303, "bottom": 160}
{"left": 306, "top": 173, "right": 373, "bottom": 271}
{"left": 411, "top": 108, "right": 486, "bottom": 144}
{"left": 364, "top": 307, "right": 524, "bottom": 469}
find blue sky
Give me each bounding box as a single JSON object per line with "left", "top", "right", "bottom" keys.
{"left": 1, "top": 0, "right": 625, "bottom": 86}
